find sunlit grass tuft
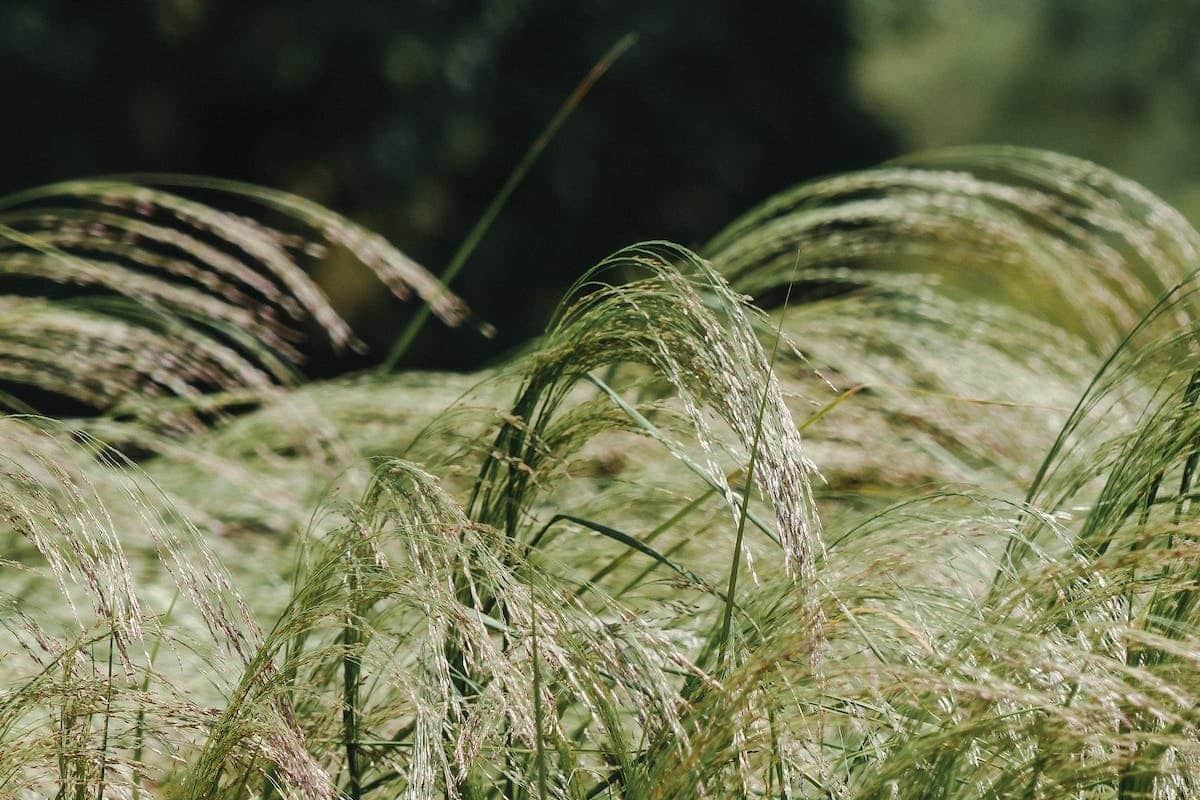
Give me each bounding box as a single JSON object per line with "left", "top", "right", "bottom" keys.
{"left": 4, "top": 147, "right": 1200, "bottom": 798}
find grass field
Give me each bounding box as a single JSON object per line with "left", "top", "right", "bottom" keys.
{"left": 2, "top": 147, "right": 1200, "bottom": 798}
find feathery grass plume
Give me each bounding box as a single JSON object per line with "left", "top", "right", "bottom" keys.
{"left": 73, "top": 370, "right": 506, "bottom": 546}
{"left": 362, "top": 461, "right": 699, "bottom": 797}
{"left": 77, "top": 148, "right": 1170, "bottom": 546}
{"left": 641, "top": 492, "right": 1200, "bottom": 798}
{"left": 1018, "top": 270, "right": 1200, "bottom": 542}
{"left": 173, "top": 459, "right": 705, "bottom": 798}
{"left": 770, "top": 287, "right": 1098, "bottom": 524}
{"left": 0, "top": 417, "right": 287, "bottom": 797}
{"left": 0, "top": 177, "right": 480, "bottom": 413}
{"left": 701, "top": 146, "right": 1200, "bottom": 525}
{"left": 7, "top": 145, "right": 1200, "bottom": 798}
{"left": 93, "top": 147, "right": 1173, "bottom": 547}
{"left": 989, "top": 270, "right": 1200, "bottom": 795}
{"left": 472, "top": 242, "right": 821, "bottom": 578}
{"left": 706, "top": 146, "right": 1200, "bottom": 353}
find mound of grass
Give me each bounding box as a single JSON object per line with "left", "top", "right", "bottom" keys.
{"left": 2, "top": 147, "right": 1200, "bottom": 798}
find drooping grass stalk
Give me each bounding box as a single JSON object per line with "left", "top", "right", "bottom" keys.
{"left": 12, "top": 147, "right": 1200, "bottom": 798}
{"left": 381, "top": 33, "right": 636, "bottom": 370}
{"left": 713, "top": 256, "right": 798, "bottom": 673}
{"left": 588, "top": 388, "right": 871, "bottom": 605}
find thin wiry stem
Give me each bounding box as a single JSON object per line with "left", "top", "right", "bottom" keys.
{"left": 381, "top": 33, "right": 636, "bottom": 370}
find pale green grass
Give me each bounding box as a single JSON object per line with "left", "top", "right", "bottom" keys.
{"left": 1, "top": 148, "right": 1199, "bottom": 798}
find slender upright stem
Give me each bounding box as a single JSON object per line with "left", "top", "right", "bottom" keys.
{"left": 380, "top": 34, "right": 635, "bottom": 371}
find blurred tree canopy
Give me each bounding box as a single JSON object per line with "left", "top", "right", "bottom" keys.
{"left": 0, "top": 0, "right": 889, "bottom": 374}
{"left": 851, "top": 0, "right": 1200, "bottom": 216}
{"left": 4, "top": 1, "right": 1199, "bottom": 375}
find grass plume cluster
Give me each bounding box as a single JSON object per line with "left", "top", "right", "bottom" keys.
{"left": 2, "top": 148, "right": 1200, "bottom": 798}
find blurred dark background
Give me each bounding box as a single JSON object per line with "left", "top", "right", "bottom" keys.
{"left": 3, "top": 0, "right": 1199, "bottom": 375}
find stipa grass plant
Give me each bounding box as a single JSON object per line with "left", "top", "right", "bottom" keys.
{"left": 6, "top": 147, "right": 1200, "bottom": 798}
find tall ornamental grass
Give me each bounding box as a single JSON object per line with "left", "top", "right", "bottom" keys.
{"left": 1, "top": 148, "right": 1199, "bottom": 799}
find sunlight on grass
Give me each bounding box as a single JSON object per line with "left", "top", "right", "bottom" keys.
{"left": 2, "top": 148, "right": 1200, "bottom": 798}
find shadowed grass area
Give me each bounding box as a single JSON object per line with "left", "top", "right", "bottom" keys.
{"left": 3, "top": 148, "right": 1200, "bottom": 798}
